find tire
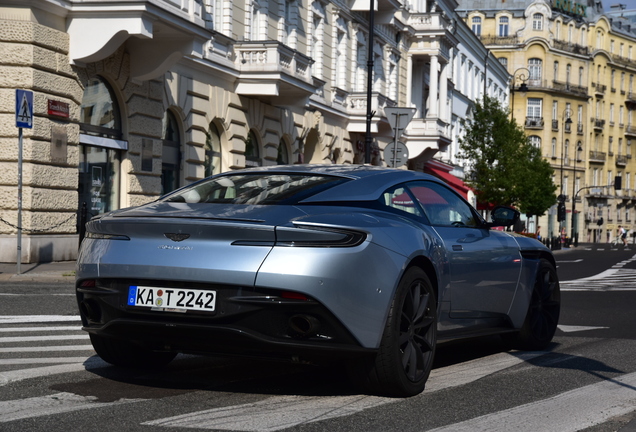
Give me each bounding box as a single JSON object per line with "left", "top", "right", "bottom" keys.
{"left": 503, "top": 259, "right": 560, "bottom": 350}
{"left": 90, "top": 334, "right": 177, "bottom": 368}
{"left": 350, "top": 267, "right": 437, "bottom": 397}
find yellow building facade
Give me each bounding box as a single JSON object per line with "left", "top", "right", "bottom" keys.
{"left": 459, "top": 0, "right": 636, "bottom": 244}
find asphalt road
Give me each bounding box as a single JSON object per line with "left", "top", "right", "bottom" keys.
{"left": 0, "top": 245, "right": 635, "bottom": 432}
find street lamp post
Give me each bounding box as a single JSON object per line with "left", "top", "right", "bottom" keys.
{"left": 559, "top": 108, "right": 573, "bottom": 240}
{"left": 571, "top": 143, "right": 582, "bottom": 246}
{"left": 510, "top": 67, "right": 529, "bottom": 122}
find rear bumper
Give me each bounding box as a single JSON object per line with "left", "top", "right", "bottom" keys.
{"left": 77, "top": 279, "right": 373, "bottom": 362}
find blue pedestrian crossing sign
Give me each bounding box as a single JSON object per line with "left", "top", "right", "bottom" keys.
{"left": 16, "top": 89, "right": 34, "bottom": 129}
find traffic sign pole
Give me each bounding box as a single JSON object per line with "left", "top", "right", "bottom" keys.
{"left": 17, "top": 127, "right": 23, "bottom": 275}
{"left": 15, "top": 89, "right": 34, "bottom": 274}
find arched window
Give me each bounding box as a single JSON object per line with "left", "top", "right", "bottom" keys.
{"left": 245, "top": 130, "right": 262, "bottom": 167}
{"left": 532, "top": 13, "right": 543, "bottom": 31}
{"left": 471, "top": 16, "right": 482, "bottom": 36}
{"left": 528, "top": 135, "right": 541, "bottom": 148}
{"left": 161, "top": 110, "right": 181, "bottom": 194}
{"left": 205, "top": 122, "right": 222, "bottom": 177}
{"left": 78, "top": 76, "right": 124, "bottom": 216}
{"left": 277, "top": 138, "right": 289, "bottom": 165}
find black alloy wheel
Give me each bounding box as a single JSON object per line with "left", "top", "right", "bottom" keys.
{"left": 351, "top": 267, "right": 437, "bottom": 397}
{"left": 503, "top": 258, "right": 561, "bottom": 350}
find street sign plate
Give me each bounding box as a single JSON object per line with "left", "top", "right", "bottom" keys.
{"left": 384, "top": 141, "right": 409, "bottom": 168}
{"left": 384, "top": 107, "right": 416, "bottom": 130}
{"left": 16, "top": 89, "right": 34, "bottom": 129}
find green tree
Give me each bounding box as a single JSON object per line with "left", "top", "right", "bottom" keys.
{"left": 458, "top": 96, "right": 556, "bottom": 216}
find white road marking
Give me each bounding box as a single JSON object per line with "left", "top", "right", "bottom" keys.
{"left": 0, "top": 335, "right": 89, "bottom": 343}
{"left": 0, "top": 356, "right": 109, "bottom": 386}
{"left": 426, "top": 371, "right": 636, "bottom": 432}
{"left": 143, "top": 351, "right": 548, "bottom": 431}
{"left": 0, "top": 392, "right": 145, "bottom": 423}
{"left": 558, "top": 325, "right": 609, "bottom": 333}
{"left": 556, "top": 259, "right": 583, "bottom": 263}
{"left": 0, "top": 326, "right": 81, "bottom": 332}
{"left": 0, "top": 357, "right": 97, "bottom": 365}
{"left": 0, "top": 345, "right": 93, "bottom": 353}
{"left": 0, "top": 316, "right": 81, "bottom": 324}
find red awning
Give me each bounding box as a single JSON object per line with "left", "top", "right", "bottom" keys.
{"left": 425, "top": 167, "right": 470, "bottom": 198}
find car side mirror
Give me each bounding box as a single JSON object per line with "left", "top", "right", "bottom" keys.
{"left": 489, "top": 206, "right": 520, "bottom": 228}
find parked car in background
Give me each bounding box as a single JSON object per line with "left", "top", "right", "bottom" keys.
{"left": 76, "top": 165, "right": 560, "bottom": 397}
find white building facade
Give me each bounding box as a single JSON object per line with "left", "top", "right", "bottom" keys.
{"left": 0, "top": 0, "right": 508, "bottom": 263}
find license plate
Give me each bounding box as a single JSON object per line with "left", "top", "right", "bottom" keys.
{"left": 127, "top": 286, "right": 216, "bottom": 312}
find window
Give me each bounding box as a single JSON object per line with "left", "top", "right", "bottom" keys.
{"left": 471, "top": 16, "right": 482, "bottom": 36}
{"left": 566, "top": 64, "right": 571, "bottom": 85}
{"left": 310, "top": 1, "right": 325, "bottom": 78}
{"left": 163, "top": 173, "right": 349, "bottom": 205}
{"left": 552, "top": 138, "right": 557, "bottom": 158}
{"left": 277, "top": 138, "right": 289, "bottom": 164}
{"left": 498, "top": 16, "right": 509, "bottom": 37}
{"left": 533, "top": 13, "right": 543, "bottom": 30}
{"left": 498, "top": 57, "right": 508, "bottom": 70}
{"left": 280, "top": 0, "right": 297, "bottom": 48}
{"left": 612, "top": 69, "right": 616, "bottom": 89}
{"left": 245, "top": 130, "right": 262, "bottom": 167}
{"left": 250, "top": 0, "right": 265, "bottom": 40}
{"left": 528, "top": 58, "right": 542, "bottom": 85}
{"left": 553, "top": 61, "right": 559, "bottom": 81}
{"left": 354, "top": 31, "right": 366, "bottom": 92}
{"left": 161, "top": 110, "right": 181, "bottom": 194}
{"left": 527, "top": 98, "right": 542, "bottom": 119}
{"left": 333, "top": 19, "right": 348, "bottom": 89}
{"left": 579, "top": 67, "right": 584, "bottom": 87}
{"left": 79, "top": 76, "right": 123, "bottom": 216}
{"left": 205, "top": 122, "right": 222, "bottom": 177}
{"left": 529, "top": 135, "right": 541, "bottom": 148}
{"left": 383, "top": 186, "right": 423, "bottom": 217}
{"left": 409, "top": 182, "right": 479, "bottom": 227}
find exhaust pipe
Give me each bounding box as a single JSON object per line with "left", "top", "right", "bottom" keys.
{"left": 79, "top": 299, "right": 101, "bottom": 322}
{"left": 288, "top": 314, "right": 320, "bottom": 337}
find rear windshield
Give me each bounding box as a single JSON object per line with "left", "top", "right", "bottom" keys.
{"left": 161, "top": 173, "right": 349, "bottom": 205}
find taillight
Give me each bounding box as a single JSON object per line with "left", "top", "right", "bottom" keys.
{"left": 274, "top": 225, "right": 367, "bottom": 247}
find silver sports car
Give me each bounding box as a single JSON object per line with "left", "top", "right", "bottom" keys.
{"left": 76, "top": 165, "right": 560, "bottom": 397}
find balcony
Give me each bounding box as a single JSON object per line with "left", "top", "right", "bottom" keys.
{"left": 403, "top": 117, "right": 452, "bottom": 160}
{"left": 525, "top": 117, "right": 544, "bottom": 129}
{"left": 616, "top": 154, "right": 628, "bottom": 167}
{"left": 592, "top": 82, "right": 607, "bottom": 96}
{"left": 553, "top": 39, "right": 589, "bottom": 55}
{"left": 592, "top": 118, "right": 606, "bottom": 131}
{"left": 589, "top": 150, "right": 607, "bottom": 163}
{"left": 551, "top": 80, "right": 588, "bottom": 97}
{"left": 627, "top": 92, "right": 636, "bottom": 110}
{"left": 234, "top": 41, "right": 315, "bottom": 105}
{"left": 408, "top": 12, "right": 453, "bottom": 33}
{"left": 67, "top": 0, "right": 214, "bottom": 81}
{"left": 552, "top": 119, "right": 559, "bottom": 131}
{"left": 346, "top": 92, "right": 396, "bottom": 133}
{"left": 625, "top": 125, "right": 636, "bottom": 138}
{"left": 479, "top": 35, "right": 520, "bottom": 46}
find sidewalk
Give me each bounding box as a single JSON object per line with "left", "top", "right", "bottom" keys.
{"left": 0, "top": 261, "right": 77, "bottom": 282}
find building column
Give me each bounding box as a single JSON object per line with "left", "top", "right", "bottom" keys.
{"left": 440, "top": 61, "right": 448, "bottom": 122}
{"left": 429, "top": 54, "right": 439, "bottom": 118}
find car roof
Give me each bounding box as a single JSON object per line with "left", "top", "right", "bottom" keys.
{"left": 217, "top": 164, "right": 445, "bottom": 203}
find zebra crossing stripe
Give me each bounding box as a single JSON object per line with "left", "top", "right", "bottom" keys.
{"left": 0, "top": 392, "right": 145, "bottom": 423}
{"left": 425, "top": 371, "right": 636, "bottom": 432}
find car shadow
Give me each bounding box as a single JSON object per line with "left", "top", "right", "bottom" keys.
{"left": 59, "top": 334, "right": 629, "bottom": 400}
